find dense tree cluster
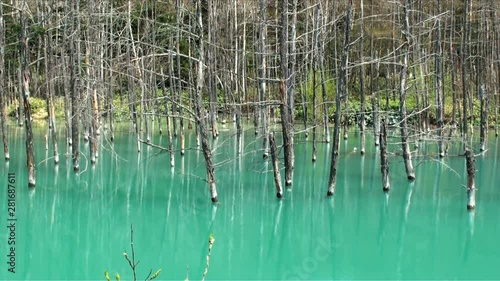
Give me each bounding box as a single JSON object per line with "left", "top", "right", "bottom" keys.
{"left": 0, "top": 0, "right": 497, "bottom": 205}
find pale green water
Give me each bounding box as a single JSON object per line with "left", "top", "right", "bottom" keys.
{"left": 1, "top": 121, "right": 500, "bottom": 280}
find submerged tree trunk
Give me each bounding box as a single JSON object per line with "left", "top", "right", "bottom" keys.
{"left": 399, "top": 0, "right": 415, "bottom": 181}
{"left": 380, "top": 119, "right": 390, "bottom": 192}
{"left": 0, "top": 2, "right": 9, "bottom": 161}
{"left": 20, "top": 2, "right": 35, "bottom": 187}
{"left": 465, "top": 148, "right": 476, "bottom": 210}
{"left": 270, "top": 132, "right": 283, "bottom": 198}
{"left": 195, "top": 0, "right": 218, "bottom": 203}
{"left": 327, "top": 0, "right": 352, "bottom": 196}
{"left": 280, "top": 0, "right": 294, "bottom": 187}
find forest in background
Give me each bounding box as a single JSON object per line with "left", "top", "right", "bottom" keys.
{"left": 0, "top": 0, "right": 498, "bottom": 206}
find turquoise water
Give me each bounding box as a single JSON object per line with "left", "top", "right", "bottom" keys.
{"left": 1, "top": 121, "right": 500, "bottom": 280}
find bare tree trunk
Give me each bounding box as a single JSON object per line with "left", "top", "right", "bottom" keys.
{"left": 319, "top": 29, "right": 330, "bottom": 143}
{"left": 399, "top": 0, "right": 415, "bottom": 181}
{"left": 207, "top": 0, "right": 218, "bottom": 139}
{"left": 312, "top": 5, "right": 319, "bottom": 162}
{"left": 327, "top": 0, "right": 352, "bottom": 196}
{"left": 359, "top": 0, "right": 366, "bottom": 155}
{"left": 45, "top": 2, "right": 59, "bottom": 164}
{"left": 127, "top": 0, "right": 141, "bottom": 152}
{"left": 490, "top": 0, "right": 498, "bottom": 137}
{"left": 259, "top": 0, "right": 269, "bottom": 158}
{"left": 380, "top": 119, "right": 390, "bottom": 192}
{"left": 20, "top": 0, "right": 35, "bottom": 187}
{"left": 479, "top": 84, "right": 487, "bottom": 151}
{"left": 434, "top": 0, "right": 444, "bottom": 157}
{"left": 465, "top": 148, "right": 475, "bottom": 210}
{"left": 195, "top": 0, "right": 218, "bottom": 203}
{"left": 450, "top": 0, "right": 458, "bottom": 129}
{"left": 0, "top": 2, "right": 9, "bottom": 161}
{"left": 108, "top": 1, "right": 115, "bottom": 142}
{"left": 372, "top": 35, "right": 380, "bottom": 146}
{"left": 177, "top": 0, "right": 185, "bottom": 155}
{"left": 461, "top": 0, "right": 470, "bottom": 148}
{"left": 270, "top": 132, "right": 283, "bottom": 198}
{"left": 70, "top": 0, "right": 80, "bottom": 172}
{"left": 289, "top": 0, "right": 297, "bottom": 127}
{"left": 280, "top": 0, "right": 294, "bottom": 187}
{"left": 162, "top": 69, "right": 175, "bottom": 168}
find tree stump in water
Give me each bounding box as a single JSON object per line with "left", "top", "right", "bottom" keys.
{"left": 465, "top": 148, "right": 476, "bottom": 210}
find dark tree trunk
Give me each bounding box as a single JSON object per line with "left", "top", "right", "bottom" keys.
{"left": 70, "top": 0, "right": 80, "bottom": 172}
{"left": 280, "top": 0, "right": 294, "bottom": 187}
{"left": 435, "top": 0, "right": 444, "bottom": 157}
{"left": 465, "top": 148, "right": 476, "bottom": 210}
{"left": 380, "top": 119, "right": 390, "bottom": 192}
{"left": 195, "top": 0, "right": 218, "bottom": 203}
{"left": 20, "top": 2, "right": 35, "bottom": 187}
{"left": 327, "top": 0, "right": 352, "bottom": 196}
{"left": 270, "top": 132, "right": 283, "bottom": 198}
{"left": 479, "top": 84, "right": 487, "bottom": 151}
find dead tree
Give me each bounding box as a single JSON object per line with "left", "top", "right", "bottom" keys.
{"left": 461, "top": 0, "right": 470, "bottom": 148}
{"left": 0, "top": 1, "right": 9, "bottom": 161}
{"left": 327, "top": 0, "right": 352, "bottom": 196}
{"left": 465, "top": 148, "right": 476, "bottom": 210}
{"left": 259, "top": 0, "right": 269, "bottom": 158}
{"left": 398, "top": 0, "right": 415, "bottom": 180}
{"left": 194, "top": 0, "right": 218, "bottom": 203}
{"left": 435, "top": 0, "right": 444, "bottom": 157}
{"left": 20, "top": 0, "right": 35, "bottom": 187}
{"left": 359, "top": 0, "right": 366, "bottom": 155}
{"left": 380, "top": 119, "right": 390, "bottom": 192}
{"left": 280, "top": 0, "right": 294, "bottom": 187}
{"left": 70, "top": 0, "right": 81, "bottom": 171}
{"left": 312, "top": 5, "right": 320, "bottom": 162}
{"left": 270, "top": 132, "right": 283, "bottom": 198}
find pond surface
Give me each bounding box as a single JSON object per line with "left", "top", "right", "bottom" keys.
{"left": 1, "top": 121, "right": 500, "bottom": 280}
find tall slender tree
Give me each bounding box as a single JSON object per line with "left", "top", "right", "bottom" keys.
{"left": 194, "top": 0, "right": 218, "bottom": 202}
{"left": 20, "top": 0, "right": 35, "bottom": 186}
{"left": 280, "top": 0, "right": 294, "bottom": 187}
{"left": 259, "top": 0, "right": 269, "bottom": 158}
{"left": 327, "top": 0, "right": 352, "bottom": 196}
{"left": 399, "top": 0, "right": 415, "bottom": 180}
{"left": 0, "top": 0, "right": 9, "bottom": 161}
